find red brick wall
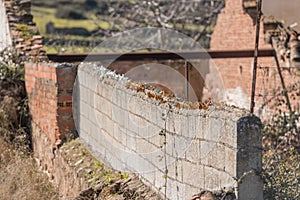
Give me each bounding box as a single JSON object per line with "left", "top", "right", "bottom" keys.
{"left": 25, "top": 62, "right": 77, "bottom": 146}
{"left": 210, "top": 0, "right": 299, "bottom": 115}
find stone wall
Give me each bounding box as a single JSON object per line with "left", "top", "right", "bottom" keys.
{"left": 75, "top": 63, "right": 263, "bottom": 200}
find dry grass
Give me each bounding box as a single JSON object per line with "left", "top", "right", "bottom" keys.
{"left": 0, "top": 138, "right": 59, "bottom": 200}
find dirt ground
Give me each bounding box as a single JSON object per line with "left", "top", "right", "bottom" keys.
{"left": 0, "top": 137, "right": 59, "bottom": 200}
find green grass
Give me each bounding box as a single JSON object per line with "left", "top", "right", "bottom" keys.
{"left": 31, "top": 3, "right": 213, "bottom": 53}
{"left": 44, "top": 45, "right": 94, "bottom": 54}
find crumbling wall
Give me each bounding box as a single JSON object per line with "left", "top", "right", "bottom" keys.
{"left": 76, "top": 63, "right": 263, "bottom": 200}
{"left": 6, "top": 1, "right": 267, "bottom": 199}
{"left": 25, "top": 62, "right": 77, "bottom": 145}
{"left": 3, "top": 0, "right": 46, "bottom": 60}
{"left": 24, "top": 60, "right": 164, "bottom": 199}
{"left": 210, "top": 0, "right": 300, "bottom": 115}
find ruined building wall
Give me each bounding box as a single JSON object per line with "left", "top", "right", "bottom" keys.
{"left": 3, "top": 0, "right": 46, "bottom": 60}
{"left": 23, "top": 60, "right": 264, "bottom": 199}
{"left": 3, "top": 0, "right": 266, "bottom": 199}
{"left": 210, "top": 0, "right": 300, "bottom": 116}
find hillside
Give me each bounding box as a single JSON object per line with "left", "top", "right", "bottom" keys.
{"left": 31, "top": 0, "right": 224, "bottom": 53}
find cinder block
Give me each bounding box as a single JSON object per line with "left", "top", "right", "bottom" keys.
{"left": 219, "top": 119, "right": 237, "bottom": 149}
{"left": 172, "top": 113, "right": 182, "bottom": 135}
{"left": 166, "top": 111, "right": 175, "bottom": 134}
{"left": 140, "top": 170, "right": 156, "bottom": 185}
{"left": 126, "top": 132, "right": 137, "bottom": 152}
{"left": 87, "top": 106, "right": 97, "bottom": 126}
{"left": 166, "top": 179, "right": 184, "bottom": 200}
{"left": 185, "top": 139, "right": 200, "bottom": 163}
{"left": 98, "top": 113, "right": 114, "bottom": 134}
{"left": 113, "top": 122, "right": 122, "bottom": 143}
{"left": 147, "top": 123, "right": 161, "bottom": 140}
{"left": 204, "top": 166, "right": 220, "bottom": 191}
{"left": 203, "top": 117, "right": 223, "bottom": 143}
{"left": 154, "top": 169, "right": 166, "bottom": 192}
{"left": 111, "top": 88, "right": 123, "bottom": 107}
{"left": 101, "top": 83, "right": 113, "bottom": 100}
{"left": 167, "top": 158, "right": 183, "bottom": 182}
{"left": 127, "top": 112, "right": 140, "bottom": 136}
{"left": 194, "top": 115, "right": 204, "bottom": 139}
{"left": 174, "top": 135, "right": 191, "bottom": 160}
{"left": 86, "top": 74, "right": 97, "bottom": 91}
{"left": 136, "top": 138, "right": 157, "bottom": 155}
{"left": 219, "top": 171, "right": 236, "bottom": 191}
{"left": 79, "top": 85, "right": 89, "bottom": 103}
{"left": 141, "top": 102, "right": 153, "bottom": 122}
{"left": 224, "top": 147, "right": 236, "bottom": 176}
{"left": 148, "top": 130, "right": 164, "bottom": 148}
{"left": 79, "top": 115, "right": 89, "bottom": 133}
{"left": 156, "top": 107, "right": 166, "bottom": 130}
{"left": 187, "top": 115, "right": 197, "bottom": 139}
{"left": 95, "top": 97, "right": 112, "bottom": 118}
{"left": 179, "top": 114, "right": 189, "bottom": 137}
{"left": 182, "top": 160, "right": 204, "bottom": 188}
{"left": 86, "top": 88, "right": 95, "bottom": 106}
{"left": 138, "top": 117, "right": 149, "bottom": 138}
{"left": 112, "top": 106, "right": 126, "bottom": 127}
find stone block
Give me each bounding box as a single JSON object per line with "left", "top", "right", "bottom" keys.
{"left": 126, "top": 131, "right": 137, "bottom": 152}
{"left": 147, "top": 123, "right": 161, "bottom": 139}
{"left": 126, "top": 114, "right": 139, "bottom": 137}
{"left": 167, "top": 159, "right": 183, "bottom": 182}
{"left": 79, "top": 85, "right": 89, "bottom": 103}
{"left": 136, "top": 137, "right": 158, "bottom": 155}
{"left": 224, "top": 147, "right": 236, "bottom": 176}
{"left": 194, "top": 115, "right": 204, "bottom": 140}
{"left": 95, "top": 97, "right": 112, "bottom": 118}
{"left": 101, "top": 83, "right": 113, "bottom": 100}
{"left": 208, "top": 143, "right": 226, "bottom": 171}
{"left": 138, "top": 117, "right": 149, "bottom": 139}
{"left": 182, "top": 160, "right": 204, "bottom": 188}
{"left": 154, "top": 169, "right": 166, "bottom": 191}
{"left": 219, "top": 171, "right": 236, "bottom": 190}
{"left": 112, "top": 106, "right": 126, "bottom": 127}
{"left": 185, "top": 139, "right": 200, "bottom": 163}
{"left": 219, "top": 119, "right": 237, "bottom": 148}
{"left": 204, "top": 166, "right": 220, "bottom": 191}
{"left": 174, "top": 135, "right": 191, "bottom": 160}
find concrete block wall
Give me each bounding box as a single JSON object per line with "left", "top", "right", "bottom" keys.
{"left": 25, "top": 62, "right": 77, "bottom": 146}
{"left": 76, "top": 63, "right": 263, "bottom": 200}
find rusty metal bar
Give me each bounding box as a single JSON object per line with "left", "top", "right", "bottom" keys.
{"left": 47, "top": 49, "right": 275, "bottom": 63}
{"left": 185, "top": 61, "right": 190, "bottom": 100}
{"left": 273, "top": 51, "right": 293, "bottom": 113}
{"left": 250, "top": 0, "right": 262, "bottom": 114}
